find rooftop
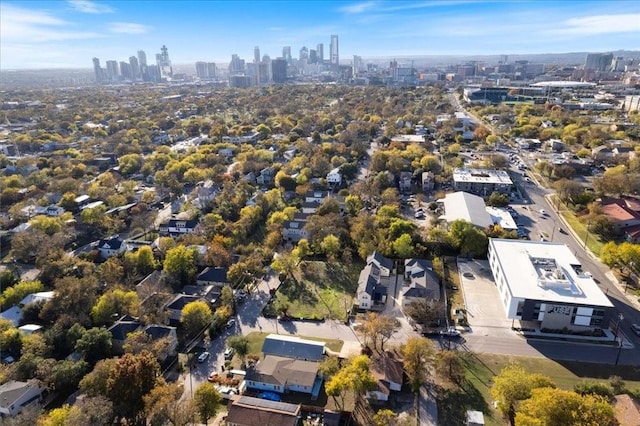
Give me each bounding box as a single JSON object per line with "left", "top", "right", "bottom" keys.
{"left": 439, "top": 191, "right": 493, "bottom": 228}
{"left": 452, "top": 168, "right": 513, "bottom": 185}
{"left": 489, "top": 239, "right": 612, "bottom": 308}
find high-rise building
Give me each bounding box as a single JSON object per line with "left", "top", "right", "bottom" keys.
{"left": 316, "top": 43, "right": 324, "bottom": 62}
{"left": 309, "top": 49, "right": 318, "bottom": 64}
{"left": 299, "top": 46, "right": 309, "bottom": 61}
{"left": 282, "top": 46, "right": 292, "bottom": 64}
{"left": 156, "top": 45, "right": 173, "bottom": 80}
{"left": 105, "top": 60, "right": 119, "bottom": 82}
{"left": 196, "top": 62, "right": 208, "bottom": 78}
{"left": 254, "top": 46, "right": 261, "bottom": 63}
{"left": 272, "top": 58, "right": 287, "bottom": 83}
{"left": 207, "top": 62, "right": 216, "bottom": 79}
{"left": 229, "top": 54, "right": 245, "bottom": 75}
{"left": 330, "top": 35, "right": 339, "bottom": 65}
{"left": 119, "top": 61, "right": 132, "bottom": 80}
{"left": 352, "top": 55, "right": 363, "bottom": 76}
{"left": 129, "top": 56, "right": 140, "bottom": 80}
{"left": 585, "top": 53, "right": 613, "bottom": 72}
{"left": 92, "top": 57, "right": 104, "bottom": 83}
{"left": 137, "top": 50, "right": 148, "bottom": 80}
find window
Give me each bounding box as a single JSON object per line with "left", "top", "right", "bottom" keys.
{"left": 516, "top": 301, "right": 524, "bottom": 317}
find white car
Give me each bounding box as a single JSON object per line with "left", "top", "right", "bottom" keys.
{"left": 197, "top": 352, "right": 210, "bottom": 363}
{"left": 440, "top": 326, "right": 461, "bottom": 337}
{"left": 539, "top": 209, "right": 547, "bottom": 215}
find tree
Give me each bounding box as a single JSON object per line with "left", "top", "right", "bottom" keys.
{"left": 435, "top": 350, "right": 464, "bottom": 384}
{"left": 373, "top": 409, "right": 398, "bottom": 426}
{"left": 163, "top": 245, "right": 198, "bottom": 287}
{"left": 75, "top": 327, "right": 113, "bottom": 365}
{"left": 401, "top": 337, "right": 435, "bottom": 393}
{"left": 144, "top": 382, "right": 195, "bottom": 426}
{"left": 181, "top": 301, "right": 213, "bottom": 337}
{"left": 490, "top": 364, "right": 555, "bottom": 425}
{"left": 135, "top": 246, "right": 157, "bottom": 275}
{"left": 318, "top": 355, "right": 341, "bottom": 379}
{"left": 448, "top": 219, "right": 489, "bottom": 257}
{"left": 107, "top": 351, "right": 163, "bottom": 422}
{"left": 516, "top": 387, "right": 616, "bottom": 426}
{"left": 355, "top": 312, "right": 400, "bottom": 352}
{"left": 486, "top": 191, "right": 510, "bottom": 207}
{"left": 193, "top": 382, "right": 222, "bottom": 424}
{"left": 405, "top": 299, "right": 444, "bottom": 328}
{"left": 225, "top": 335, "right": 250, "bottom": 367}
{"left": 0, "top": 280, "right": 44, "bottom": 310}
{"left": 321, "top": 234, "right": 341, "bottom": 261}
{"left": 393, "top": 233, "right": 414, "bottom": 258}
{"left": 90, "top": 288, "right": 140, "bottom": 326}
{"left": 65, "top": 396, "right": 114, "bottom": 426}
{"left": 38, "top": 405, "right": 71, "bottom": 426}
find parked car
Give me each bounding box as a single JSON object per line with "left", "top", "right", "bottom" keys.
{"left": 197, "top": 352, "right": 210, "bottom": 363}
{"left": 539, "top": 209, "right": 547, "bottom": 215}
{"left": 224, "top": 347, "right": 235, "bottom": 360}
{"left": 226, "top": 318, "right": 236, "bottom": 329}
{"left": 208, "top": 371, "right": 219, "bottom": 382}
{"left": 440, "top": 326, "right": 461, "bottom": 337}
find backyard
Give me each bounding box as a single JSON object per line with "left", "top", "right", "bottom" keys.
{"left": 264, "top": 260, "right": 362, "bottom": 322}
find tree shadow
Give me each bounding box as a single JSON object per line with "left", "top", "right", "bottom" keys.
{"left": 435, "top": 379, "right": 491, "bottom": 426}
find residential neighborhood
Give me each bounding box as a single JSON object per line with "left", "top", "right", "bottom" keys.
{"left": 1, "top": 37, "right": 640, "bottom": 426}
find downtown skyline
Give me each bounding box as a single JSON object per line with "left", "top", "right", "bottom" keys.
{"left": 1, "top": 0, "right": 640, "bottom": 70}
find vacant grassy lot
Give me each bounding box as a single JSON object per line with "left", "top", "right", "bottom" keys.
{"left": 265, "top": 260, "right": 362, "bottom": 321}
{"left": 554, "top": 196, "right": 605, "bottom": 256}
{"left": 438, "top": 352, "right": 640, "bottom": 426}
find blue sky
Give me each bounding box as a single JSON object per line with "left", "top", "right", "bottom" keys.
{"left": 1, "top": 0, "right": 639, "bottom": 69}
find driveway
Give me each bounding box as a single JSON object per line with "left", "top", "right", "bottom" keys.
{"left": 457, "top": 258, "right": 514, "bottom": 337}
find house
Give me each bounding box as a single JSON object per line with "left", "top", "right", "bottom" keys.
{"left": 591, "top": 145, "right": 614, "bottom": 162}
{"left": 225, "top": 395, "right": 301, "bottom": 426}
{"left": 0, "top": 291, "right": 55, "bottom": 326}
{"left": 245, "top": 335, "right": 325, "bottom": 398}
{"left": 158, "top": 219, "right": 198, "bottom": 236}
{"left": 301, "top": 201, "right": 320, "bottom": 214}
{"left": 282, "top": 220, "right": 308, "bottom": 243}
{"left": 256, "top": 167, "right": 276, "bottom": 186}
{"left": 356, "top": 263, "right": 388, "bottom": 310}
{"left": 262, "top": 334, "right": 325, "bottom": 361}
{"left": 97, "top": 236, "right": 127, "bottom": 259}
{"left": 613, "top": 146, "right": 635, "bottom": 160}
{"left": 402, "top": 258, "right": 441, "bottom": 308}
{"left": 182, "top": 285, "right": 222, "bottom": 306}
{"left": 326, "top": 168, "right": 342, "bottom": 185}
{"left": 367, "top": 352, "right": 404, "bottom": 403}
{"left": 304, "top": 190, "right": 330, "bottom": 204}
{"left": 399, "top": 171, "right": 413, "bottom": 193}
{"left": 601, "top": 198, "right": 640, "bottom": 233}
{"left": 164, "top": 294, "right": 201, "bottom": 324}
{"left": 107, "top": 315, "right": 142, "bottom": 352}
{"left": 437, "top": 192, "right": 493, "bottom": 229}
{"left": 196, "top": 267, "right": 229, "bottom": 287}
{"left": 44, "top": 205, "right": 65, "bottom": 217}
{"left": 422, "top": 171, "right": 435, "bottom": 193}
{"left": 142, "top": 324, "right": 178, "bottom": 360}
{"left": 0, "top": 380, "right": 45, "bottom": 418}
{"left": 366, "top": 251, "right": 394, "bottom": 277}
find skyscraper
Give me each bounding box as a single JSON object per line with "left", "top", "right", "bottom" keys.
{"left": 92, "top": 57, "right": 103, "bottom": 83}
{"left": 229, "top": 54, "right": 245, "bottom": 75}
{"left": 585, "top": 53, "right": 613, "bottom": 72}
{"left": 119, "top": 61, "right": 132, "bottom": 80}
{"left": 282, "top": 46, "right": 292, "bottom": 64}
{"left": 129, "top": 56, "right": 140, "bottom": 80}
{"left": 330, "top": 35, "right": 339, "bottom": 65}
{"left": 156, "top": 45, "right": 173, "bottom": 80}
{"left": 254, "top": 46, "right": 261, "bottom": 63}
{"left": 316, "top": 43, "right": 324, "bottom": 63}
{"left": 105, "top": 60, "right": 119, "bottom": 82}
{"left": 272, "top": 58, "right": 287, "bottom": 83}
{"left": 137, "top": 50, "right": 148, "bottom": 80}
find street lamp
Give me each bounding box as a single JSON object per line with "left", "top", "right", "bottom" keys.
{"left": 614, "top": 313, "right": 624, "bottom": 366}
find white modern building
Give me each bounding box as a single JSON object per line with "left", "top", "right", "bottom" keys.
{"left": 452, "top": 168, "right": 513, "bottom": 195}
{"left": 487, "top": 239, "right": 614, "bottom": 332}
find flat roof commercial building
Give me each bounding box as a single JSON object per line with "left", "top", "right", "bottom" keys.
{"left": 488, "top": 239, "right": 614, "bottom": 332}
{"left": 452, "top": 168, "right": 513, "bottom": 196}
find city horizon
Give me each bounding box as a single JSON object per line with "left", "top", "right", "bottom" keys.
{"left": 1, "top": 0, "right": 640, "bottom": 70}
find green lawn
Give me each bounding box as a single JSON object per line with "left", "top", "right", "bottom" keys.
{"left": 265, "top": 260, "right": 362, "bottom": 321}
{"left": 559, "top": 207, "right": 605, "bottom": 256}
{"left": 438, "top": 352, "right": 640, "bottom": 426}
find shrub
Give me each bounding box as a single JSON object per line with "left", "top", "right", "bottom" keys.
{"left": 574, "top": 380, "right": 613, "bottom": 398}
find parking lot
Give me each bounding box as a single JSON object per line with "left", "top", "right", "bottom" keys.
{"left": 457, "top": 258, "right": 515, "bottom": 337}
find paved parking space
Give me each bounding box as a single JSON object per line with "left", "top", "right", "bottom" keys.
{"left": 457, "top": 258, "right": 514, "bottom": 337}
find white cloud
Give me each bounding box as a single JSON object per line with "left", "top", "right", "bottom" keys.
{"left": 109, "top": 22, "right": 150, "bottom": 34}
{"left": 550, "top": 13, "right": 640, "bottom": 35}
{"left": 68, "top": 0, "right": 114, "bottom": 14}
{"left": 339, "top": 1, "right": 379, "bottom": 14}
{"left": 0, "top": 3, "right": 101, "bottom": 43}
